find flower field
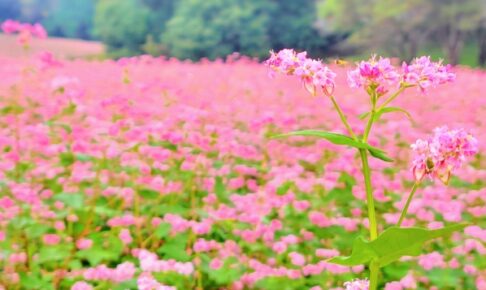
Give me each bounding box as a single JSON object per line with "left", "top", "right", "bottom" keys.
{"left": 0, "top": 51, "right": 485, "bottom": 290}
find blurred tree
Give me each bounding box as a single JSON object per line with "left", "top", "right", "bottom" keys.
{"left": 267, "top": 0, "right": 322, "bottom": 53}
{"left": 141, "top": 0, "right": 176, "bottom": 38}
{"left": 18, "top": 0, "right": 56, "bottom": 23}
{"left": 427, "top": 0, "right": 483, "bottom": 65}
{"left": 319, "top": 0, "right": 485, "bottom": 65}
{"left": 162, "top": 0, "right": 271, "bottom": 60}
{"left": 94, "top": 0, "right": 150, "bottom": 55}
{"left": 474, "top": 1, "right": 486, "bottom": 67}
{"left": 43, "top": 0, "right": 95, "bottom": 39}
{"left": 0, "top": 0, "right": 21, "bottom": 22}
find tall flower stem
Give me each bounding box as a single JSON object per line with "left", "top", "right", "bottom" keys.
{"left": 361, "top": 91, "right": 379, "bottom": 289}
{"left": 359, "top": 149, "right": 378, "bottom": 241}
{"left": 397, "top": 182, "right": 420, "bottom": 226}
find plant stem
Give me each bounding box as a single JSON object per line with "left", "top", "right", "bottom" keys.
{"left": 361, "top": 91, "right": 379, "bottom": 289}
{"left": 329, "top": 95, "right": 357, "bottom": 139}
{"left": 369, "top": 262, "right": 379, "bottom": 290}
{"left": 397, "top": 182, "right": 420, "bottom": 227}
{"left": 360, "top": 149, "right": 379, "bottom": 289}
{"left": 377, "top": 86, "right": 406, "bottom": 110}
{"left": 359, "top": 150, "right": 378, "bottom": 240}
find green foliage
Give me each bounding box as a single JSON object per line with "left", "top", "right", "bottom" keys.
{"left": 94, "top": 0, "right": 150, "bottom": 54}
{"left": 329, "top": 223, "right": 468, "bottom": 267}
{"left": 158, "top": 233, "right": 191, "bottom": 261}
{"left": 43, "top": 0, "right": 95, "bottom": 39}
{"left": 162, "top": 0, "right": 271, "bottom": 60}
{"left": 206, "top": 257, "right": 245, "bottom": 285}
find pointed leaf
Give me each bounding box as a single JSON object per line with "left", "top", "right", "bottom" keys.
{"left": 328, "top": 223, "right": 467, "bottom": 267}
{"left": 360, "top": 107, "right": 413, "bottom": 123}
{"left": 368, "top": 148, "right": 394, "bottom": 162}
{"left": 376, "top": 107, "right": 413, "bottom": 122}
{"left": 273, "top": 130, "right": 394, "bottom": 162}
{"left": 272, "top": 130, "right": 372, "bottom": 150}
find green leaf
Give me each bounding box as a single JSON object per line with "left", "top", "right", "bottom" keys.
{"left": 272, "top": 130, "right": 370, "bottom": 149}
{"left": 360, "top": 107, "right": 413, "bottom": 123}
{"left": 60, "top": 152, "right": 76, "bottom": 167}
{"left": 328, "top": 223, "right": 468, "bottom": 267}
{"left": 377, "top": 107, "right": 413, "bottom": 122}
{"left": 158, "top": 233, "right": 190, "bottom": 262}
{"left": 138, "top": 188, "right": 159, "bottom": 199}
{"left": 154, "top": 223, "right": 172, "bottom": 239}
{"left": 273, "top": 130, "right": 394, "bottom": 162}
{"left": 25, "top": 224, "right": 51, "bottom": 239}
{"left": 368, "top": 148, "right": 394, "bottom": 162}
{"left": 38, "top": 245, "right": 71, "bottom": 264}
{"left": 54, "top": 193, "right": 84, "bottom": 209}
{"left": 207, "top": 257, "right": 244, "bottom": 285}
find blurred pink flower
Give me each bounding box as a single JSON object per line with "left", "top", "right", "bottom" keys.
{"left": 344, "top": 279, "right": 369, "bottom": 290}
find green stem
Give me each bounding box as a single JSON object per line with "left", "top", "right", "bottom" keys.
{"left": 397, "top": 182, "right": 420, "bottom": 227}
{"left": 360, "top": 149, "right": 379, "bottom": 289}
{"left": 377, "top": 86, "right": 406, "bottom": 110}
{"left": 359, "top": 150, "right": 378, "bottom": 240}
{"left": 369, "top": 262, "right": 379, "bottom": 290}
{"left": 329, "top": 95, "right": 357, "bottom": 139}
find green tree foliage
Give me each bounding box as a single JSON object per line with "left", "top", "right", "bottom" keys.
{"left": 94, "top": 0, "right": 150, "bottom": 55}
{"left": 43, "top": 0, "right": 95, "bottom": 39}
{"left": 267, "top": 0, "right": 322, "bottom": 53}
{"left": 162, "top": 0, "right": 271, "bottom": 60}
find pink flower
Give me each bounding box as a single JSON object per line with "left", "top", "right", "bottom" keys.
{"left": 347, "top": 55, "right": 400, "bottom": 92}
{"left": 1, "top": 19, "right": 21, "bottom": 34}
{"left": 411, "top": 127, "right": 478, "bottom": 184}
{"left": 288, "top": 252, "right": 305, "bottom": 266}
{"left": 265, "top": 49, "right": 336, "bottom": 95}
{"left": 43, "top": 234, "right": 61, "bottom": 245}
{"left": 119, "top": 229, "right": 133, "bottom": 245}
{"left": 71, "top": 281, "right": 93, "bottom": 290}
{"left": 76, "top": 238, "right": 93, "bottom": 250}
{"left": 209, "top": 258, "right": 223, "bottom": 270}
{"left": 344, "top": 279, "right": 369, "bottom": 290}
{"left": 384, "top": 282, "right": 403, "bottom": 290}
{"left": 402, "top": 56, "right": 455, "bottom": 92}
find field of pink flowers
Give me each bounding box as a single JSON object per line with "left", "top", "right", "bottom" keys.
{"left": 0, "top": 50, "right": 485, "bottom": 289}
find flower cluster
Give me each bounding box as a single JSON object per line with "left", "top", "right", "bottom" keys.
{"left": 411, "top": 127, "right": 478, "bottom": 184}
{"left": 402, "top": 56, "right": 455, "bottom": 91}
{"left": 1, "top": 19, "right": 47, "bottom": 46}
{"left": 83, "top": 262, "right": 136, "bottom": 283}
{"left": 344, "top": 279, "right": 369, "bottom": 290}
{"left": 348, "top": 55, "right": 455, "bottom": 94}
{"left": 347, "top": 55, "right": 400, "bottom": 94}
{"left": 265, "top": 49, "right": 336, "bottom": 95}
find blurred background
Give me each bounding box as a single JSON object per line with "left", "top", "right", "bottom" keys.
{"left": 0, "top": 0, "right": 485, "bottom": 66}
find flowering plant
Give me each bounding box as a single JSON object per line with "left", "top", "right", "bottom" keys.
{"left": 266, "top": 49, "right": 478, "bottom": 289}
{"left": 1, "top": 20, "right": 47, "bottom": 48}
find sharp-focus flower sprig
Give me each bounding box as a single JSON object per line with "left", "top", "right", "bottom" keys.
{"left": 402, "top": 56, "right": 456, "bottom": 92}
{"left": 347, "top": 55, "right": 400, "bottom": 95}
{"left": 265, "top": 49, "right": 336, "bottom": 96}
{"left": 265, "top": 49, "right": 478, "bottom": 290}
{"left": 411, "top": 127, "right": 478, "bottom": 184}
